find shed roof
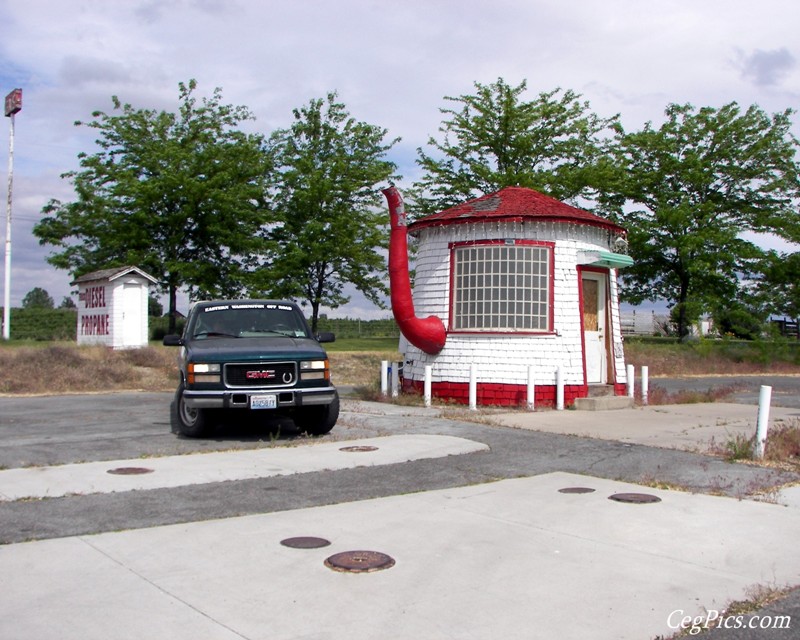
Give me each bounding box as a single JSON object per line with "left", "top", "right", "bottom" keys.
{"left": 71, "top": 265, "right": 158, "bottom": 285}
{"left": 409, "top": 186, "right": 624, "bottom": 234}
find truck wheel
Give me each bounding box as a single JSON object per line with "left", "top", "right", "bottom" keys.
{"left": 294, "top": 393, "right": 339, "bottom": 436}
{"left": 171, "top": 382, "right": 212, "bottom": 438}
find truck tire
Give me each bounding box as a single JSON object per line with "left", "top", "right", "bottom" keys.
{"left": 171, "top": 382, "right": 212, "bottom": 438}
{"left": 293, "top": 393, "right": 339, "bottom": 436}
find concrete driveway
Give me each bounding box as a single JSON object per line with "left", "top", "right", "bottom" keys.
{"left": 1, "top": 383, "right": 799, "bottom": 639}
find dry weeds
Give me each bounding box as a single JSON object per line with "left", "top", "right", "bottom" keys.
{"left": 0, "top": 343, "right": 399, "bottom": 396}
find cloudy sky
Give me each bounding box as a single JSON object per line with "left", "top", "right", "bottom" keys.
{"left": 1, "top": 0, "right": 798, "bottom": 318}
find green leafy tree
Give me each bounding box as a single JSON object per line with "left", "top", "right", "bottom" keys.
{"left": 22, "top": 287, "right": 54, "bottom": 309}
{"left": 260, "top": 92, "right": 399, "bottom": 331}
{"left": 34, "top": 80, "right": 273, "bottom": 332}
{"left": 412, "top": 78, "right": 618, "bottom": 214}
{"left": 599, "top": 102, "right": 800, "bottom": 338}
{"left": 58, "top": 296, "right": 76, "bottom": 309}
{"left": 754, "top": 250, "right": 800, "bottom": 322}
{"left": 148, "top": 295, "right": 164, "bottom": 317}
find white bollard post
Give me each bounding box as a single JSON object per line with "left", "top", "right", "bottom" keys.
{"left": 527, "top": 365, "right": 535, "bottom": 411}
{"left": 424, "top": 365, "right": 432, "bottom": 408}
{"left": 755, "top": 385, "right": 772, "bottom": 458}
{"left": 556, "top": 366, "right": 564, "bottom": 411}
{"left": 390, "top": 361, "right": 400, "bottom": 398}
{"left": 641, "top": 366, "right": 649, "bottom": 406}
{"left": 469, "top": 363, "right": 477, "bottom": 410}
{"left": 626, "top": 364, "right": 635, "bottom": 398}
{"left": 380, "top": 360, "right": 389, "bottom": 396}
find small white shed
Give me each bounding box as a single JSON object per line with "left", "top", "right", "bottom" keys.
{"left": 72, "top": 266, "right": 158, "bottom": 349}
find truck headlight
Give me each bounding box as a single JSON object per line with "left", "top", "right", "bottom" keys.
{"left": 300, "top": 359, "right": 329, "bottom": 381}
{"left": 188, "top": 363, "right": 221, "bottom": 384}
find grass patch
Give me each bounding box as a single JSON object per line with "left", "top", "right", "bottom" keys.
{"left": 329, "top": 351, "right": 401, "bottom": 388}
{"left": 624, "top": 338, "right": 800, "bottom": 376}
{"left": 711, "top": 419, "right": 800, "bottom": 471}
{"left": 644, "top": 384, "right": 740, "bottom": 406}
{"left": 0, "top": 344, "right": 177, "bottom": 394}
{"left": 0, "top": 343, "right": 400, "bottom": 395}
{"left": 324, "top": 337, "right": 400, "bottom": 352}
{"left": 0, "top": 336, "right": 798, "bottom": 397}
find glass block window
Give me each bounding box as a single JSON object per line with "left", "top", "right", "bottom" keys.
{"left": 451, "top": 241, "right": 552, "bottom": 332}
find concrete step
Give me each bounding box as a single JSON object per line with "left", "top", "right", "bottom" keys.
{"left": 573, "top": 396, "right": 636, "bottom": 411}
{"left": 587, "top": 384, "right": 615, "bottom": 397}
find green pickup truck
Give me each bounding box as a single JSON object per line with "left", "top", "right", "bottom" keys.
{"left": 163, "top": 300, "right": 339, "bottom": 438}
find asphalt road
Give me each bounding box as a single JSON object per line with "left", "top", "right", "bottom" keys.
{"left": 1, "top": 375, "right": 799, "bottom": 638}
{"left": 1, "top": 379, "right": 799, "bottom": 544}
{"left": 648, "top": 374, "right": 800, "bottom": 408}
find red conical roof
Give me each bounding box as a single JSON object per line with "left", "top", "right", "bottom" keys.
{"left": 409, "top": 186, "right": 624, "bottom": 234}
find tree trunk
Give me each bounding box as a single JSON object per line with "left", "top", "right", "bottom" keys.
{"left": 168, "top": 283, "right": 178, "bottom": 334}
{"left": 677, "top": 275, "right": 691, "bottom": 339}
{"left": 310, "top": 300, "right": 320, "bottom": 334}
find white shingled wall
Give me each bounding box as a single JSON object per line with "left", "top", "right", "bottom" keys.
{"left": 401, "top": 220, "right": 627, "bottom": 388}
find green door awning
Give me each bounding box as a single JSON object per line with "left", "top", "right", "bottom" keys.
{"left": 578, "top": 251, "right": 634, "bottom": 269}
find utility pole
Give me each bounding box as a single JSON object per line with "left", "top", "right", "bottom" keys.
{"left": 3, "top": 88, "right": 21, "bottom": 341}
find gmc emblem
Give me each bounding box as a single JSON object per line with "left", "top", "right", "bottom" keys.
{"left": 246, "top": 370, "right": 275, "bottom": 379}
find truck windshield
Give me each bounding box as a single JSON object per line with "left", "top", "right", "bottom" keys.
{"left": 191, "top": 303, "right": 310, "bottom": 339}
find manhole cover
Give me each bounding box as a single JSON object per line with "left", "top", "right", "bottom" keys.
{"left": 325, "top": 550, "right": 395, "bottom": 573}
{"left": 107, "top": 467, "right": 154, "bottom": 475}
{"left": 608, "top": 492, "right": 662, "bottom": 504}
{"left": 280, "top": 537, "right": 331, "bottom": 549}
{"left": 339, "top": 446, "right": 379, "bottom": 453}
{"left": 558, "top": 487, "right": 596, "bottom": 494}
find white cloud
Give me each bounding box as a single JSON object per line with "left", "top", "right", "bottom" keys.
{"left": 0, "top": 0, "right": 799, "bottom": 313}
{"left": 735, "top": 47, "right": 796, "bottom": 87}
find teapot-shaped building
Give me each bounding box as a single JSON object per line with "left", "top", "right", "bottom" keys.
{"left": 384, "top": 186, "right": 633, "bottom": 408}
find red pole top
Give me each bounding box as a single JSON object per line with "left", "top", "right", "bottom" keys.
{"left": 4, "top": 88, "right": 22, "bottom": 117}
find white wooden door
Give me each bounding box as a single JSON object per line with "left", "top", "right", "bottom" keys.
{"left": 582, "top": 274, "right": 607, "bottom": 384}
{"left": 122, "top": 284, "right": 140, "bottom": 347}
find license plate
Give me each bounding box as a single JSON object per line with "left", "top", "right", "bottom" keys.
{"left": 251, "top": 394, "right": 277, "bottom": 410}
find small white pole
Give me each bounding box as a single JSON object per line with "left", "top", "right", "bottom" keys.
{"left": 380, "top": 360, "right": 389, "bottom": 396}
{"left": 3, "top": 103, "right": 17, "bottom": 341}
{"left": 641, "top": 366, "right": 649, "bottom": 406}
{"left": 755, "top": 385, "right": 772, "bottom": 458}
{"left": 469, "top": 363, "right": 477, "bottom": 410}
{"left": 390, "top": 361, "right": 400, "bottom": 398}
{"left": 424, "top": 365, "right": 432, "bottom": 407}
{"left": 556, "top": 366, "right": 564, "bottom": 411}
{"left": 626, "top": 364, "right": 635, "bottom": 398}
{"left": 526, "top": 364, "right": 535, "bottom": 411}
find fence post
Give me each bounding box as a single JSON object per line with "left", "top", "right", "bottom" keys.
{"left": 527, "top": 365, "right": 535, "bottom": 411}
{"left": 556, "top": 366, "right": 564, "bottom": 411}
{"left": 380, "top": 361, "right": 389, "bottom": 396}
{"left": 424, "top": 365, "right": 432, "bottom": 407}
{"left": 641, "top": 366, "right": 649, "bottom": 406}
{"left": 469, "top": 363, "right": 477, "bottom": 410}
{"left": 627, "top": 364, "right": 635, "bottom": 398}
{"left": 755, "top": 385, "right": 772, "bottom": 458}
{"left": 391, "top": 361, "right": 400, "bottom": 397}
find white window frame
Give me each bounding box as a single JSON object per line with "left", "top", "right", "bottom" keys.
{"left": 449, "top": 240, "right": 554, "bottom": 333}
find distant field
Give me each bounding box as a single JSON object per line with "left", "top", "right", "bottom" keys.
{"left": 325, "top": 336, "right": 399, "bottom": 352}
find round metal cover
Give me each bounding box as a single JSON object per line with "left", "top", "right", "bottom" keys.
{"left": 280, "top": 536, "right": 331, "bottom": 549}
{"left": 107, "top": 467, "right": 154, "bottom": 475}
{"left": 558, "top": 487, "right": 596, "bottom": 494}
{"left": 339, "top": 446, "right": 379, "bottom": 453}
{"left": 609, "top": 492, "right": 662, "bottom": 504}
{"left": 325, "top": 550, "right": 395, "bottom": 573}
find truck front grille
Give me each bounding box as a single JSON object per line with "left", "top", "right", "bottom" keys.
{"left": 225, "top": 362, "right": 297, "bottom": 388}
